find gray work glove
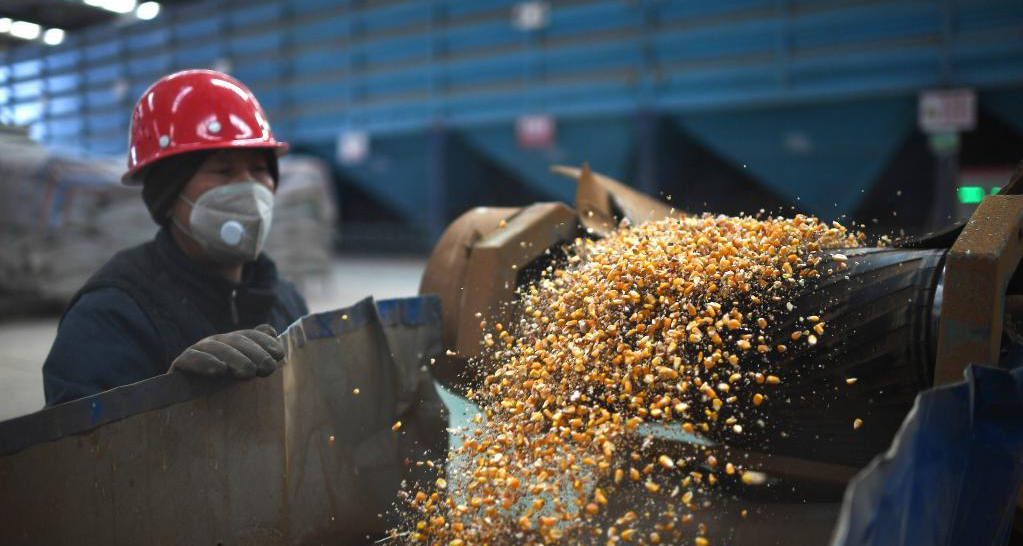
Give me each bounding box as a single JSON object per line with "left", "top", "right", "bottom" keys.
{"left": 170, "top": 324, "right": 285, "bottom": 378}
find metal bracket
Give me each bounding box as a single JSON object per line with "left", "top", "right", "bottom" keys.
{"left": 935, "top": 194, "right": 1023, "bottom": 385}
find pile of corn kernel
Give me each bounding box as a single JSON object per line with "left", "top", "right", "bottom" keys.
{"left": 401, "top": 214, "right": 860, "bottom": 546}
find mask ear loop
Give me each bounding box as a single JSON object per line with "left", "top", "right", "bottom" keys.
{"left": 170, "top": 194, "right": 203, "bottom": 246}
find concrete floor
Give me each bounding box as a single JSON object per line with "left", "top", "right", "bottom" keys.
{"left": 0, "top": 255, "right": 427, "bottom": 422}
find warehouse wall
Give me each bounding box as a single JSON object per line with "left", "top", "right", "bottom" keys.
{"left": 1, "top": 0, "right": 1022, "bottom": 249}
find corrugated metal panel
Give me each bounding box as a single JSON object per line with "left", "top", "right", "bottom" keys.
{"left": 0, "top": 0, "right": 1019, "bottom": 229}
{"left": 675, "top": 97, "right": 916, "bottom": 215}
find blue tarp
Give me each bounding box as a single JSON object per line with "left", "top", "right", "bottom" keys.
{"left": 831, "top": 362, "right": 1023, "bottom": 546}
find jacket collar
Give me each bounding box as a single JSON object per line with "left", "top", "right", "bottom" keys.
{"left": 153, "top": 228, "right": 280, "bottom": 330}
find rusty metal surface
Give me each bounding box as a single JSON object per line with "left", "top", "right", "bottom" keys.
{"left": 419, "top": 206, "right": 522, "bottom": 358}
{"left": 0, "top": 297, "right": 447, "bottom": 546}
{"left": 0, "top": 371, "right": 287, "bottom": 546}
{"left": 420, "top": 202, "right": 579, "bottom": 375}
{"left": 935, "top": 194, "right": 1023, "bottom": 385}
{"left": 552, "top": 163, "right": 684, "bottom": 237}
{"left": 0, "top": 372, "right": 236, "bottom": 456}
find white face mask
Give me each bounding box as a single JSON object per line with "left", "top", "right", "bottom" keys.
{"left": 176, "top": 182, "right": 274, "bottom": 263}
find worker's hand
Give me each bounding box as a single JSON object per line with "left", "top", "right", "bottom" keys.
{"left": 170, "top": 324, "right": 285, "bottom": 378}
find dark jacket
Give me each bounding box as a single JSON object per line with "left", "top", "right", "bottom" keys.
{"left": 42, "top": 228, "right": 308, "bottom": 405}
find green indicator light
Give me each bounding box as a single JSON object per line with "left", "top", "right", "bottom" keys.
{"left": 957, "top": 186, "right": 985, "bottom": 204}
{"left": 991, "top": 187, "right": 1001, "bottom": 195}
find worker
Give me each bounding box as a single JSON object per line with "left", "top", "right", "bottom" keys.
{"left": 42, "top": 69, "right": 307, "bottom": 405}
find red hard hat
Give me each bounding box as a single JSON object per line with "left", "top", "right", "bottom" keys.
{"left": 122, "top": 69, "right": 288, "bottom": 185}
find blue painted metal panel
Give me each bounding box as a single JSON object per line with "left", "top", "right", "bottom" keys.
{"left": 127, "top": 53, "right": 173, "bottom": 77}
{"left": 85, "top": 88, "right": 118, "bottom": 109}
{"left": 9, "top": 43, "right": 45, "bottom": 63}
{"left": 358, "top": 69, "right": 429, "bottom": 98}
{"left": 232, "top": 59, "right": 284, "bottom": 83}
{"left": 675, "top": 97, "right": 916, "bottom": 215}
{"left": 352, "top": 35, "right": 432, "bottom": 66}
{"left": 443, "top": 20, "right": 519, "bottom": 54}
{"left": 230, "top": 2, "right": 288, "bottom": 27}
{"left": 291, "top": 48, "right": 343, "bottom": 77}
{"left": 444, "top": 54, "right": 524, "bottom": 88}
{"left": 46, "top": 73, "right": 80, "bottom": 94}
{"left": 47, "top": 95, "right": 84, "bottom": 117}
{"left": 228, "top": 32, "right": 284, "bottom": 55}
{"left": 173, "top": 17, "right": 221, "bottom": 42}
{"left": 174, "top": 43, "right": 222, "bottom": 66}
{"left": 542, "top": 41, "right": 641, "bottom": 76}
{"left": 461, "top": 117, "right": 635, "bottom": 203}
{"left": 790, "top": 3, "right": 942, "bottom": 51}
{"left": 653, "top": 0, "right": 775, "bottom": 22}
{"left": 286, "top": 76, "right": 346, "bottom": 105}
{"left": 547, "top": 1, "right": 644, "bottom": 39}
{"left": 292, "top": 0, "right": 346, "bottom": 17}
{"left": 12, "top": 59, "right": 42, "bottom": 80}
{"left": 126, "top": 28, "right": 171, "bottom": 52}
{"left": 446, "top": 0, "right": 518, "bottom": 20}
{"left": 337, "top": 132, "right": 434, "bottom": 224}
{"left": 0, "top": 0, "right": 1020, "bottom": 233}
{"left": 46, "top": 50, "right": 81, "bottom": 72}
{"left": 357, "top": 1, "right": 432, "bottom": 34}
{"left": 12, "top": 103, "right": 42, "bottom": 125}
{"left": 956, "top": 0, "right": 1023, "bottom": 33}
{"left": 288, "top": 12, "right": 348, "bottom": 46}
{"left": 84, "top": 40, "right": 120, "bottom": 63}
{"left": 654, "top": 20, "right": 780, "bottom": 63}
{"left": 85, "top": 63, "right": 123, "bottom": 86}
{"left": 12, "top": 80, "right": 43, "bottom": 101}
{"left": 87, "top": 110, "right": 126, "bottom": 133}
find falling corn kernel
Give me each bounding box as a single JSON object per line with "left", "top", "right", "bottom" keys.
{"left": 435, "top": 478, "right": 447, "bottom": 489}
{"left": 391, "top": 421, "right": 402, "bottom": 432}
{"left": 327, "top": 435, "right": 335, "bottom": 447}
{"left": 341, "top": 314, "right": 349, "bottom": 321}
{"left": 396, "top": 212, "right": 860, "bottom": 545}
{"left": 352, "top": 388, "right": 360, "bottom": 395}
{"left": 741, "top": 471, "right": 766, "bottom": 485}
{"left": 854, "top": 418, "right": 863, "bottom": 430}
{"left": 695, "top": 537, "right": 709, "bottom": 546}
{"left": 846, "top": 377, "right": 858, "bottom": 385}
